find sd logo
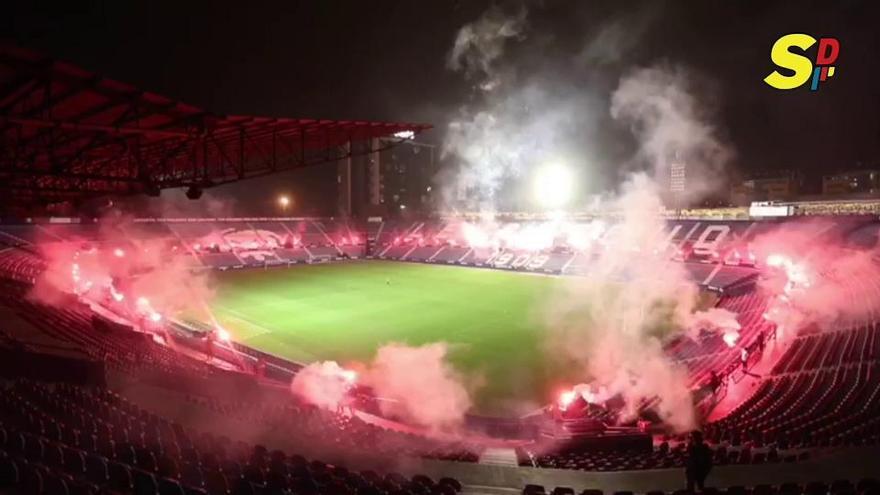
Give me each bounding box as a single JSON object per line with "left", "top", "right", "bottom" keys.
{"left": 764, "top": 34, "right": 840, "bottom": 91}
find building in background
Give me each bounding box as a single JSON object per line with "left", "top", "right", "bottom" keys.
{"left": 668, "top": 161, "right": 687, "bottom": 195}
{"left": 663, "top": 154, "right": 688, "bottom": 209}
{"left": 731, "top": 170, "right": 803, "bottom": 205}
{"left": 350, "top": 137, "right": 436, "bottom": 218}
{"left": 822, "top": 169, "right": 880, "bottom": 196}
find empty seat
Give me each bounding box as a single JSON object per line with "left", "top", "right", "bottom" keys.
{"left": 109, "top": 461, "right": 133, "bottom": 492}
{"left": 45, "top": 442, "right": 65, "bottom": 468}
{"left": 231, "top": 479, "right": 255, "bottom": 495}
{"left": 62, "top": 447, "right": 85, "bottom": 476}
{"left": 439, "top": 477, "right": 462, "bottom": 492}
{"left": 44, "top": 472, "right": 71, "bottom": 495}
{"left": 180, "top": 463, "right": 204, "bottom": 488}
{"left": 23, "top": 463, "right": 47, "bottom": 495}
{"left": 806, "top": 482, "right": 828, "bottom": 495}
{"left": 205, "top": 471, "right": 229, "bottom": 495}
{"left": 779, "top": 483, "right": 802, "bottom": 495}
{"left": 133, "top": 469, "right": 159, "bottom": 495}
{"left": 0, "top": 457, "right": 19, "bottom": 488}
{"left": 524, "top": 485, "right": 547, "bottom": 495}
{"left": 159, "top": 477, "right": 187, "bottom": 495}
{"left": 85, "top": 455, "right": 109, "bottom": 485}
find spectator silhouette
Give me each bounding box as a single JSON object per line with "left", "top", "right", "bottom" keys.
{"left": 686, "top": 430, "right": 713, "bottom": 492}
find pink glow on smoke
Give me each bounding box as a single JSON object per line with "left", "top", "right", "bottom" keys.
{"left": 751, "top": 220, "right": 880, "bottom": 339}
{"left": 290, "top": 361, "right": 359, "bottom": 411}
{"left": 30, "top": 224, "right": 215, "bottom": 326}
{"left": 291, "top": 343, "right": 478, "bottom": 431}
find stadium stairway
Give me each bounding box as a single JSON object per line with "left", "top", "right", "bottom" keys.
{"left": 479, "top": 448, "right": 519, "bottom": 468}
{"left": 707, "top": 333, "right": 794, "bottom": 422}
{"left": 463, "top": 485, "right": 521, "bottom": 495}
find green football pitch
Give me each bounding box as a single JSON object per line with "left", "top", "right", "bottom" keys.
{"left": 204, "top": 260, "right": 577, "bottom": 414}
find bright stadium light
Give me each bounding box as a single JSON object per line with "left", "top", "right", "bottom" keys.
{"left": 533, "top": 163, "right": 575, "bottom": 209}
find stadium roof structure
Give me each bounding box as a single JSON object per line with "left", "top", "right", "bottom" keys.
{"left": 0, "top": 44, "right": 431, "bottom": 206}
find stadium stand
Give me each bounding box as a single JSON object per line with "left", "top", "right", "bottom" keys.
{"left": 705, "top": 323, "right": 880, "bottom": 449}
{"left": 0, "top": 379, "right": 467, "bottom": 495}
{"left": 2, "top": 215, "right": 880, "bottom": 493}
{"left": 371, "top": 219, "right": 771, "bottom": 291}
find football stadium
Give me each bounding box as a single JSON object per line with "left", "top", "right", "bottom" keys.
{"left": 2, "top": 3, "right": 880, "bottom": 495}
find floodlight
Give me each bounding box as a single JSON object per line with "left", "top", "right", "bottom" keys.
{"left": 533, "top": 163, "right": 575, "bottom": 209}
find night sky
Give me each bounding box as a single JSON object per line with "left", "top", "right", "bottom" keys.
{"left": 4, "top": 1, "right": 879, "bottom": 213}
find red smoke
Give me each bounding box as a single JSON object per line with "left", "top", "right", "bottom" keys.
{"left": 290, "top": 342, "right": 479, "bottom": 432}
{"left": 29, "top": 222, "right": 215, "bottom": 324}
{"left": 752, "top": 220, "right": 880, "bottom": 339}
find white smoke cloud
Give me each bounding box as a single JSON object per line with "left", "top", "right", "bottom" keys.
{"left": 442, "top": 3, "right": 536, "bottom": 211}
{"left": 291, "top": 361, "right": 357, "bottom": 410}
{"left": 442, "top": 11, "right": 732, "bottom": 215}
{"left": 447, "top": 3, "right": 528, "bottom": 89}
{"left": 541, "top": 174, "right": 700, "bottom": 432}
{"left": 532, "top": 66, "right": 739, "bottom": 431}
{"left": 441, "top": 2, "right": 606, "bottom": 213}
{"left": 610, "top": 64, "right": 733, "bottom": 202}
{"left": 442, "top": 85, "right": 588, "bottom": 211}
{"left": 575, "top": 5, "right": 658, "bottom": 68}
{"left": 440, "top": 2, "right": 737, "bottom": 432}
{"left": 688, "top": 307, "right": 741, "bottom": 330}
{"left": 533, "top": 65, "right": 738, "bottom": 432}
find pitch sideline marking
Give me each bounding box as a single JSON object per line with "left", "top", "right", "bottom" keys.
{"left": 213, "top": 305, "right": 276, "bottom": 338}
{"left": 213, "top": 304, "right": 322, "bottom": 362}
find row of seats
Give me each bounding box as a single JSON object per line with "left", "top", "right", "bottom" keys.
{"left": 0, "top": 287, "right": 215, "bottom": 379}
{"left": 523, "top": 479, "right": 880, "bottom": 495}
{"left": 519, "top": 440, "right": 808, "bottom": 471}
{"left": 0, "top": 248, "right": 43, "bottom": 283}
{"left": 0, "top": 379, "right": 464, "bottom": 495}
{"left": 772, "top": 325, "right": 879, "bottom": 375}
{"left": 706, "top": 362, "right": 880, "bottom": 448}
{"left": 182, "top": 396, "right": 481, "bottom": 463}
